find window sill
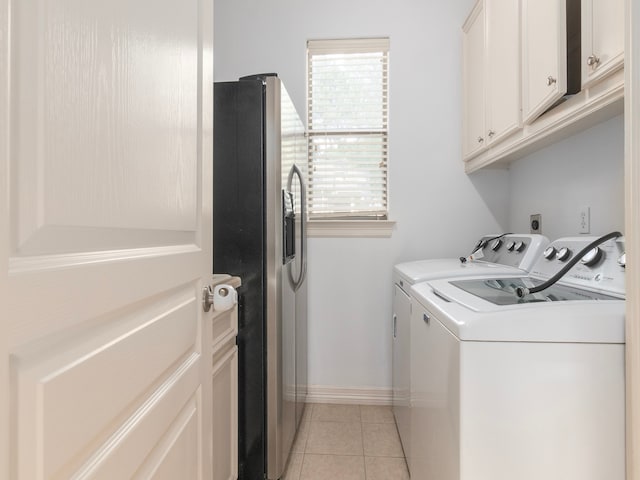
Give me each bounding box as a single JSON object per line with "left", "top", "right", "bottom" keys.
{"left": 307, "top": 220, "right": 396, "bottom": 238}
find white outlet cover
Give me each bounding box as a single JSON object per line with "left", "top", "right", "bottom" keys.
{"left": 579, "top": 206, "right": 590, "bottom": 234}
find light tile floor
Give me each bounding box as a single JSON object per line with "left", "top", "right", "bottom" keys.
{"left": 283, "top": 404, "right": 409, "bottom": 480}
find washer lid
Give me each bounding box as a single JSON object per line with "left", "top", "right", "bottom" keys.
{"left": 411, "top": 277, "right": 625, "bottom": 343}
{"left": 450, "top": 277, "right": 621, "bottom": 306}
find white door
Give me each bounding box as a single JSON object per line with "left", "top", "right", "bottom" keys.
{"left": 0, "top": 0, "right": 214, "bottom": 478}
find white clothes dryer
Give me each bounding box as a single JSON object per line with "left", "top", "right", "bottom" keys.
{"left": 410, "top": 235, "right": 626, "bottom": 480}
{"left": 391, "top": 233, "right": 549, "bottom": 469}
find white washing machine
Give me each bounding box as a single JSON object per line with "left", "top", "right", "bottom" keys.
{"left": 410, "top": 236, "right": 626, "bottom": 480}
{"left": 391, "top": 233, "right": 548, "bottom": 470}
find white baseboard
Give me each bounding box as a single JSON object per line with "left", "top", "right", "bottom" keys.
{"left": 305, "top": 385, "right": 393, "bottom": 406}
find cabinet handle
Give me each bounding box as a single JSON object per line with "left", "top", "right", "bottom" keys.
{"left": 423, "top": 313, "right": 430, "bottom": 325}
{"left": 488, "top": 130, "right": 495, "bottom": 138}
{"left": 547, "top": 76, "right": 557, "bottom": 86}
{"left": 587, "top": 54, "right": 600, "bottom": 67}
{"left": 477, "top": 136, "right": 484, "bottom": 144}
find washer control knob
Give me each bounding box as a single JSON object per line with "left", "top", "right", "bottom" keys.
{"left": 543, "top": 246, "right": 557, "bottom": 260}
{"left": 618, "top": 253, "right": 626, "bottom": 268}
{"left": 557, "top": 247, "right": 572, "bottom": 262}
{"left": 506, "top": 241, "right": 516, "bottom": 252}
{"left": 581, "top": 247, "right": 603, "bottom": 267}
{"left": 491, "top": 239, "right": 503, "bottom": 251}
{"left": 514, "top": 241, "right": 526, "bottom": 252}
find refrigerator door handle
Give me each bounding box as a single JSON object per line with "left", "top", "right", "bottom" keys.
{"left": 287, "top": 164, "right": 307, "bottom": 292}
{"left": 299, "top": 165, "right": 307, "bottom": 289}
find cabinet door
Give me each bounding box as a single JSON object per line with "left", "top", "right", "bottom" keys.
{"left": 522, "top": 0, "right": 567, "bottom": 124}
{"left": 581, "top": 0, "right": 624, "bottom": 88}
{"left": 392, "top": 285, "right": 411, "bottom": 467}
{"left": 212, "top": 346, "right": 238, "bottom": 480}
{"left": 462, "top": 1, "right": 487, "bottom": 159}
{"left": 486, "top": 0, "right": 521, "bottom": 144}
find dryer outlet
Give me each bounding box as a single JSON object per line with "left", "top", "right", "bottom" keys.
{"left": 530, "top": 214, "right": 542, "bottom": 234}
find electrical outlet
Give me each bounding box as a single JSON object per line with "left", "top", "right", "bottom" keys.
{"left": 579, "top": 206, "right": 590, "bottom": 234}
{"left": 530, "top": 214, "right": 541, "bottom": 234}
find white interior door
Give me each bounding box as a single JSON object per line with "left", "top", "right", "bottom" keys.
{"left": 0, "top": 0, "right": 214, "bottom": 478}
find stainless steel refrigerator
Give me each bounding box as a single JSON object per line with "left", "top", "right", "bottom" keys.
{"left": 213, "top": 73, "right": 308, "bottom": 480}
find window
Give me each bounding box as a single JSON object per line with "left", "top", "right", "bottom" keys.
{"left": 306, "top": 38, "right": 391, "bottom": 234}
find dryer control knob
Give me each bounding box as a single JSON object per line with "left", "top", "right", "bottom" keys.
{"left": 618, "top": 253, "right": 626, "bottom": 268}
{"left": 543, "top": 246, "right": 557, "bottom": 260}
{"left": 557, "top": 247, "right": 572, "bottom": 262}
{"left": 581, "top": 247, "right": 603, "bottom": 267}
{"left": 514, "top": 241, "right": 526, "bottom": 252}
{"left": 491, "top": 239, "right": 503, "bottom": 251}
{"left": 506, "top": 241, "right": 516, "bottom": 252}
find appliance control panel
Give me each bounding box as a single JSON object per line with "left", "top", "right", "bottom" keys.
{"left": 475, "top": 234, "right": 549, "bottom": 271}
{"left": 530, "top": 236, "right": 626, "bottom": 297}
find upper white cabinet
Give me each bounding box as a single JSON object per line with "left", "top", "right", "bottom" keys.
{"left": 463, "top": 0, "right": 624, "bottom": 172}
{"left": 463, "top": 2, "right": 487, "bottom": 159}
{"left": 463, "top": 0, "right": 521, "bottom": 161}
{"left": 486, "top": 0, "right": 522, "bottom": 144}
{"left": 522, "top": 0, "right": 569, "bottom": 124}
{"left": 581, "top": 0, "right": 624, "bottom": 88}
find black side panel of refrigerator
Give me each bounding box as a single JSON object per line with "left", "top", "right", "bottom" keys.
{"left": 213, "top": 80, "right": 266, "bottom": 480}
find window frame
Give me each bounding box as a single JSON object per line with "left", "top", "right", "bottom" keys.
{"left": 306, "top": 38, "right": 395, "bottom": 237}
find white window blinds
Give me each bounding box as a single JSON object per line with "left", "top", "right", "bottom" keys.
{"left": 307, "top": 38, "right": 389, "bottom": 220}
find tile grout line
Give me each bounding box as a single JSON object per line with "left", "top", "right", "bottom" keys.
{"left": 359, "top": 404, "right": 367, "bottom": 480}
{"left": 302, "top": 403, "right": 313, "bottom": 480}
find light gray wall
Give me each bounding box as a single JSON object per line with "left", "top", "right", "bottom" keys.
{"left": 508, "top": 115, "right": 625, "bottom": 241}
{"left": 214, "top": 0, "right": 509, "bottom": 391}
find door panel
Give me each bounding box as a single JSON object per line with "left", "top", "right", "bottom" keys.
{"left": 142, "top": 400, "right": 200, "bottom": 480}
{"left": 14, "top": 292, "right": 199, "bottom": 478}
{"left": 12, "top": 0, "right": 199, "bottom": 254}
{"left": 1, "top": 0, "right": 214, "bottom": 478}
